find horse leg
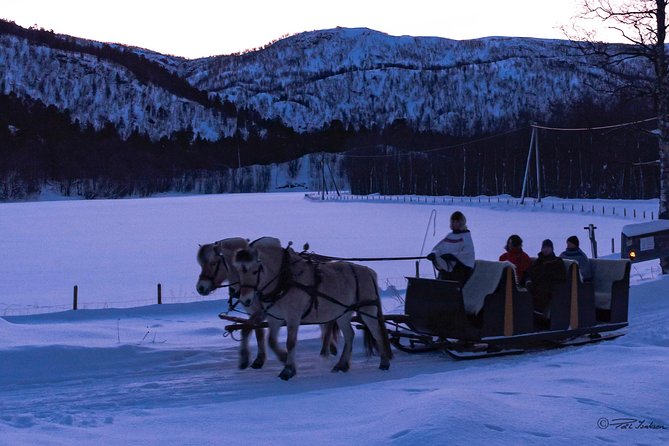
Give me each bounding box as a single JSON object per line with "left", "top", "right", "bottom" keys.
{"left": 267, "top": 319, "right": 287, "bottom": 364}
{"left": 319, "top": 322, "right": 338, "bottom": 357}
{"left": 329, "top": 321, "right": 339, "bottom": 356}
{"left": 238, "top": 327, "right": 252, "bottom": 370}
{"left": 319, "top": 323, "right": 330, "bottom": 357}
{"left": 332, "top": 314, "right": 354, "bottom": 373}
{"left": 250, "top": 327, "right": 266, "bottom": 369}
{"left": 278, "top": 320, "right": 299, "bottom": 381}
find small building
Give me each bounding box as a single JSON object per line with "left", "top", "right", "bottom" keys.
{"left": 621, "top": 220, "right": 669, "bottom": 273}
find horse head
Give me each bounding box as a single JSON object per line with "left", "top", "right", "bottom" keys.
{"left": 196, "top": 238, "right": 248, "bottom": 296}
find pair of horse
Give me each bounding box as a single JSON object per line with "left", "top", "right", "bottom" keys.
{"left": 196, "top": 237, "right": 392, "bottom": 380}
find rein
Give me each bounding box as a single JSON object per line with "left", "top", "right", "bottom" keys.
{"left": 300, "top": 253, "right": 428, "bottom": 263}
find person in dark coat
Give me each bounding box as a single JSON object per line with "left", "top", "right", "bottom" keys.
{"left": 499, "top": 234, "right": 532, "bottom": 285}
{"left": 526, "top": 239, "right": 566, "bottom": 312}
{"left": 559, "top": 235, "right": 592, "bottom": 281}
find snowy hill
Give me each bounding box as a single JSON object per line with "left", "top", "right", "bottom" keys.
{"left": 0, "top": 32, "right": 232, "bottom": 141}
{"left": 1, "top": 22, "right": 640, "bottom": 142}
{"left": 183, "top": 28, "right": 632, "bottom": 135}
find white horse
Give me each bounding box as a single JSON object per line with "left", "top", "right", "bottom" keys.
{"left": 196, "top": 237, "right": 338, "bottom": 369}
{"left": 233, "top": 241, "right": 392, "bottom": 380}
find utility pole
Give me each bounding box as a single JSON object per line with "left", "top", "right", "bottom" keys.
{"left": 535, "top": 127, "right": 542, "bottom": 202}
{"left": 521, "top": 125, "right": 542, "bottom": 203}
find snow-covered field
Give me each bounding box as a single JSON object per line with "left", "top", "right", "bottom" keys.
{"left": 1, "top": 193, "right": 667, "bottom": 445}
{"left": 0, "top": 192, "right": 661, "bottom": 314}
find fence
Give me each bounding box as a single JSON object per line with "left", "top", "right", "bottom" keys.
{"left": 0, "top": 283, "right": 208, "bottom": 317}
{"left": 1, "top": 277, "right": 413, "bottom": 317}
{"left": 305, "top": 193, "right": 659, "bottom": 221}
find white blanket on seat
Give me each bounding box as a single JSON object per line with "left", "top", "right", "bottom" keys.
{"left": 462, "top": 260, "right": 510, "bottom": 315}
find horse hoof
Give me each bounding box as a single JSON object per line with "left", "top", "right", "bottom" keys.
{"left": 239, "top": 351, "right": 250, "bottom": 370}
{"left": 278, "top": 366, "right": 296, "bottom": 381}
{"left": 319, "top": 348, "right": 329, "bottom": 358}
{"left": 250, "top": 358, "right": 265, "bottom": 369}
{"left": 331, "top": 363, "right": 350, "bottom": 373}
{"left": 379, "top": 359, "right": 390, "bottom": 371}
{"left": 329, "top": 345, "right": 338, "bottom": 356}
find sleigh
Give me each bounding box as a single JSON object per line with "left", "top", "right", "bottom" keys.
{"left": 385, "top": 258, "right": 630, "bottom": 359}
{"left": 219, "top": 255, "right": 630, "bottom": 360}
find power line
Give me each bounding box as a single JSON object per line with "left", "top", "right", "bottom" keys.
{"left": 341, "top": 126, "right": 529, "bottom": 159}
{"left": 340, "top": 115, "right": 658, "bottom": 160}
{"left": 531, "top": 116, "right": 658, "bottom": 132}
{"left": 336, "top": 115, "right": 658, "bottom": 160}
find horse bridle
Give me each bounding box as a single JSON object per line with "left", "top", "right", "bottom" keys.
{"left": 198, "top": 246, "right": 230, "bottom": 286}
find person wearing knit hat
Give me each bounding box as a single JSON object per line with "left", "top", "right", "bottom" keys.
{"left": 526, "top": 238, "right": 566, "bottom": 314}
{"left": 560, "top": 235, "right": 592, "bottom": 280}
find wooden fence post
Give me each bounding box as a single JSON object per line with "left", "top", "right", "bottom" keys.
{"left": 157, "top": 283, "right": 162, "bottom": 305}
{"left": 73, "top": 285, "right": 78, "bottom": 310}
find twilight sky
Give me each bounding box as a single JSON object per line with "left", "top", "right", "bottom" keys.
{"left": 2, "top": 0, "right": 622, "bottom": 59}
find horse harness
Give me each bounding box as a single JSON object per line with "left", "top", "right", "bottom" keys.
{"left": 242, "top": 248, "right": 380, "bottom": 321}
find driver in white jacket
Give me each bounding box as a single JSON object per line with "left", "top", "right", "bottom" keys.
{"left": 427, "top": 211, "right": 475, "bottom": 284}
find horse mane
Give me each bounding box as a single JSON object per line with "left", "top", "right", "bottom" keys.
{"left": 249, "top": 236, "right": 282, "bottom": 248}
{"left": 215, "top": 237, "right": 248, "bottom": 250}
{"left": 234, "top": 248, "right": 255, "bottom": 263}
{"left": 196, "top": 244, "right": 210, "bottom": 263}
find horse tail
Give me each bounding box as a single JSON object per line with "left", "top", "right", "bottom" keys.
{"left": 360, "top": 269, "right": 393, "bottom": 359}
{"left": 362, "top": 323, "right": 375, "bottom": 357}
{"left": 370, "top": 270, "right": 393, "bottom": 360}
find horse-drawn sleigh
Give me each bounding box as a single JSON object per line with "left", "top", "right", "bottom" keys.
{"left": 197, "top": 237, "right": 630, "bottom": 379}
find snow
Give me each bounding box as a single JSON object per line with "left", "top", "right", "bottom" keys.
{"left": 1, "top": 192, "right": 656, "bottom": 314}
{"left": 1, "top": 192, "right": 668, "bottom": 445}
{"left": 622, "top": 220, "right": 669, "bottom": 237}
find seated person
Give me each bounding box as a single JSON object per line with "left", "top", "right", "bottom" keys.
{"left": 526, "top": 239, "right": 566, "bottom": 313}
{"left": 559, "top": 235, "right": 592, "bottom": 281}
{"left": 499, "top": 234, "right": 531, "bottom": 286}
{"left": 427, "top": 211, "right": 475, "bottom": 284}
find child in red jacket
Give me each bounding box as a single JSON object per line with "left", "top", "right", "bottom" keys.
{"left": 499, "top": 234, "right": 532, "bottom": 285}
